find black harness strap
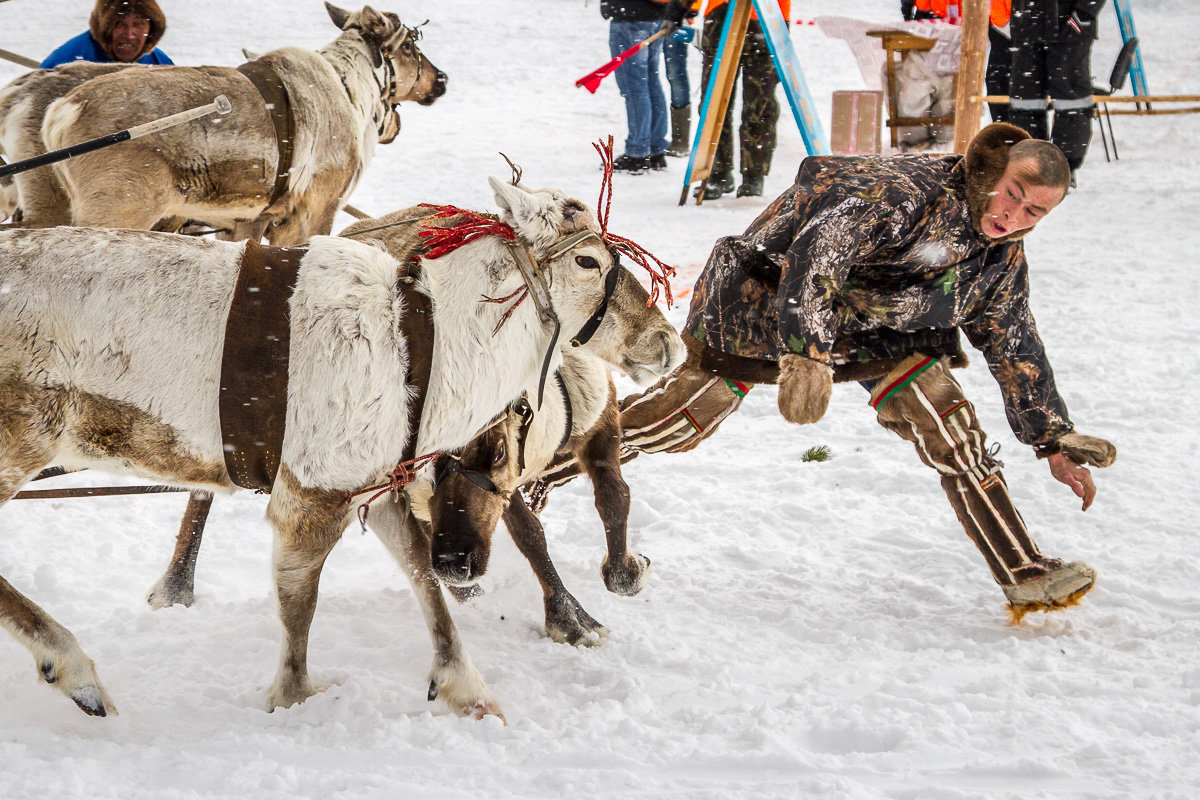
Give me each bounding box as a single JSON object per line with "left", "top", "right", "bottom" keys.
{"left": 554, "top": 373, "right": 573, "bottom": 453}
{"left": 570, "top": 261, "right": 621, "bottom": 348}
{"left": 396, "top": 274, "right": 435, "bottom": 463}
{"left": 236, "top": 59, "right": 296, "bottom": 210}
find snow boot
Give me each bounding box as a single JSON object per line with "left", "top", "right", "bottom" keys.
{"left": 613, "top": 154, "right": 651, "bottom": 174}
{"left": 737, "top": 174, "right": 764, "bottom": 197}
{"left": 667, "top": 105, "right": 691, "bottom": 157}
{"left": 649, "top": 153, "right": 668, "bottom": 171}
{"left": 1003, "top": 561, "right": 1097, "bottom": 622}
{"left": 694, "top": 170, "right": 735, "bottom": 199}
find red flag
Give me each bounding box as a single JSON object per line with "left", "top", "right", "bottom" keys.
{"left": 575, "top": 29, "right": 667, "bottom": 94}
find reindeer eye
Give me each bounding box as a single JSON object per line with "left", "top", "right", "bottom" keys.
{"left": 575, "top": 255, "right": 601, "bottom": 270}
{"left": 492, "top": 441, "right": 507, "bottom": 467}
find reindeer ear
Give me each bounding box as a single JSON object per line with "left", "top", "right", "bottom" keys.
{"left": 488, "top": 176, "right": 548, "bottom": 230}
{"left": 358, "top": 6, "right": 393, "bottom": 40}
{"left": 325, "top": 2, "right": 352, "bottom": 29}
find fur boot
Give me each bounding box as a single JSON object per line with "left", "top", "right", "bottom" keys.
{"left": 777, "top": 354, "right": 832, "bottom": 425}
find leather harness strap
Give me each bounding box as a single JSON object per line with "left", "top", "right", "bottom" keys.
{"left": 236, "top": 59, "right": 296, "bottom": 211}
{"left": 217, "top": 245, "right": 436, "bottom": 492}
{"left": 219, "top": 239, "right": 305, "bottom": 491}
{"left": 395, "top": 272, "right": 435, "bottom": 463}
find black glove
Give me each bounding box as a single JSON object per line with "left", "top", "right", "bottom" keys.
{"left": 660, "top": 0, "right": 690, "bottom": 34}
{"left": 901, "top": 0, "right": 916, "bottom": 21}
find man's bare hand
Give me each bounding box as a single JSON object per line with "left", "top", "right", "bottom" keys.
{"left": 1048, "top": 452, "right": 1096, "bottom": 511}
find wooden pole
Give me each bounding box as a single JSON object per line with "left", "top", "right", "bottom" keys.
{"left": 0, "top": 96, "right": 232, "bottom": 180}
{"left": 952, "top": 0, "right": 989, "bottom": 153}
{"left": 976, "top": 94, "right": 1200, "bottom": 104}
{"left": 0, "top": 48, "right": 39, "bottom": 69}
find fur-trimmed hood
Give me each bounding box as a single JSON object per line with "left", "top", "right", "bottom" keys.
{"left": 962, "top": 121, "right": 1034, "bottom": 244}
{"left": 89, "top": 0, "right": 167, "bottom": 61}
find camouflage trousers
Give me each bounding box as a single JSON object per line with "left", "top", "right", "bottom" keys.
{"left": 700, "top": 7, "right": 779, "bottom": 180}
{"left": 529, "top": 352, "right": 1062, "bottom": 590}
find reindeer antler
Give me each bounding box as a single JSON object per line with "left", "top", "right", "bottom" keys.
{"left": 499, "top": 152, "right": 523, "bottom": 186}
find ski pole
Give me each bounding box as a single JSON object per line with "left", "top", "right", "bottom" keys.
{"left": 0, "top": 95, "right": 234, "bottom": 180}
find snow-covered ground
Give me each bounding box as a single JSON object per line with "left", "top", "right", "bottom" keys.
{"left": 2, "top": 1, "right": 1198, "bottom": 797}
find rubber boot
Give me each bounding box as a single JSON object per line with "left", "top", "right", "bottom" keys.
{"left": 667, "top": 105, "right": 691, "bottom": 157}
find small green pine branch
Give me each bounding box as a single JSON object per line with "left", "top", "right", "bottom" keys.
{"left": 801, "top": 444, "right": 832, "bottom": 463}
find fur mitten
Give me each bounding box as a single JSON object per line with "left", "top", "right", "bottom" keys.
{"left": 777, "top": 354, "right": 833, "bottom": 425}
{"left": 1057, "top": 433, "right": 1117, "bottom": 468}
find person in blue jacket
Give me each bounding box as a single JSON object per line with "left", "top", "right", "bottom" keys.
{"left": 41, "top": 0, "right": 172, "bottom": 69}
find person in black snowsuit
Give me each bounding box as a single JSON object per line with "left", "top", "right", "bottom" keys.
{"left": 1008, "top": 0, "right": 1107, "bottom": 177}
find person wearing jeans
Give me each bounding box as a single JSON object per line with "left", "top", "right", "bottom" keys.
{"left": 602, "top": 1, "right": 671, "bottom": 173}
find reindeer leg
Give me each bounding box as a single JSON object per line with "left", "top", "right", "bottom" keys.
{"left": 146, "top": 490, "right": 213, "bottom": 609}
{"left": 585, "top": 392, "right": 650, "bottom": 596}
{"left": 367, "top": 497, "right": 504, "bottom": 722}
{"left": 265, "top": 467, "right": 349, "bottom": 711}
{"left": 504, "top": 495, "right": 607, "bottom": 646}
{"left": 0, "top": 438, "right": 116, "bottom": 716}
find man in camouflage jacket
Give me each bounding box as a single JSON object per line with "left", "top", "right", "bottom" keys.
{"left": 540, "top": 123, "right": 1117, "bottom": 618}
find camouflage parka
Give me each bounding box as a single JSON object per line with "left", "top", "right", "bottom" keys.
{"left": 686, "top": 133, "right": 1074, "bottom": 451}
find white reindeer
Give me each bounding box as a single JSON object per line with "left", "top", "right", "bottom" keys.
{"left": 0, "top": 178, "right": 685, "bottom": 719}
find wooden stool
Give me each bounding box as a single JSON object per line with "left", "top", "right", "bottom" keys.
{"left": 867, "top": 29, "right": 955, "bottom": 149}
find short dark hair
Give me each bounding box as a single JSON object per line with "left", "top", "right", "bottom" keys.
{"left": 1008, "top": 139, "right": 1071, "bottom": 193}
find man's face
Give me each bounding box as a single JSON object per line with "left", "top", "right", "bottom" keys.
{"left": 980, "top": 160, "right": 1065, "bottom": 239}
{"left": 110, "top": 13, "right": 151, "bottom": 62}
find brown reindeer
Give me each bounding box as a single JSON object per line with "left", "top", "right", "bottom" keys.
{"left": 8, "top": 4, "right": 444, "bottom": 242}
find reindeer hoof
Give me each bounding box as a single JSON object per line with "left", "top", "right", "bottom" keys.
{"left": 70, "top": 686, "right": 112, "bottom": 717}
{"left": 545, "top": 593, "right": 608, "bottom": 646}
{"left": 145, "top": 578, "right": 195, "bottom": 610}
{"left": 428, "top": 678, "right": 438, "bottom": 701}
{"left": 446, "top": 583, "right": 484, "bottom": 603}
{"left": 602, "top": 552, "right": 651, "bottom": 596}
{"left": 267, "top": 676, "right": 328, "bottom": 711}
{"left": 461, "top": 700, "right": 506, "bottom": 724}
{"left": 39, "top": 657, "right": 117, "bottom": 717}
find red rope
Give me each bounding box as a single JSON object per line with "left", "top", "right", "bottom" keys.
{"left": 591, "top": 137, "right": 676, "bottom": 308}
{"left": 343, "top": 451, "right": 441, "bottom": 530}
{"left": 416, "top": 203, "right": 515, "bottom": 260}
{"left": 414, "top": 146, "right": 677, "bottom": 315}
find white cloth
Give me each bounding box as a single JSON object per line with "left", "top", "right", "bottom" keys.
{"left": 815, "top": 16, "right": 962, "bottom": 91}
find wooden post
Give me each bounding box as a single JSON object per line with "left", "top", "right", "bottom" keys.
{"left": 683, "top": 0, "right": 752, "bottom": 205}
{"left": 952, "top": 0, "right": 989, "bottom": 153}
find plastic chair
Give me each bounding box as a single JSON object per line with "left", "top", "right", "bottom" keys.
{"left": 1092, "top": 37, "right": 1139, "bottom": 161}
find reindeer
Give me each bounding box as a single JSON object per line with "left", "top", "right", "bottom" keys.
{"left": 15, "top": 4, "right": 444, "bottom": 244}
{"left": 0, "top": 176, "right": 685, "bottom": 720}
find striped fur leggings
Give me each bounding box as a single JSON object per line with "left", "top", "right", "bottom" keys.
{"left": 530, "top": 353, "right": 1058, "bottom": 588}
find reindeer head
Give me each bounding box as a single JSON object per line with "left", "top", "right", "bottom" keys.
{"left": 488, "top": 177, "right": 685, "bottom": 385}
{"left": 326, "top": 2, "right": 447, "bottom": 138}
{"left": 426, "top": 400, "right": 534, "bottom": 587}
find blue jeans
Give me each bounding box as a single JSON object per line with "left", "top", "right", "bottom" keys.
{"left": 609, "top": 21, "right": 668, "bottom": 158}
{"left": 663, "top": 36, "right": 690, "bottom": 109}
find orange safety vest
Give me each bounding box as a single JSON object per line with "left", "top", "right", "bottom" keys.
{"left": 914, "top": 0, "right": 951, "bottom": 16}
{"left": 990, "top": 0, "right": 1011, "bottom": 27}
{"left": 914, "top": 0, "right": 1011, "bottom": 26}
{"left": 703, "top": 0, "right": 791, "bottom": 22}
